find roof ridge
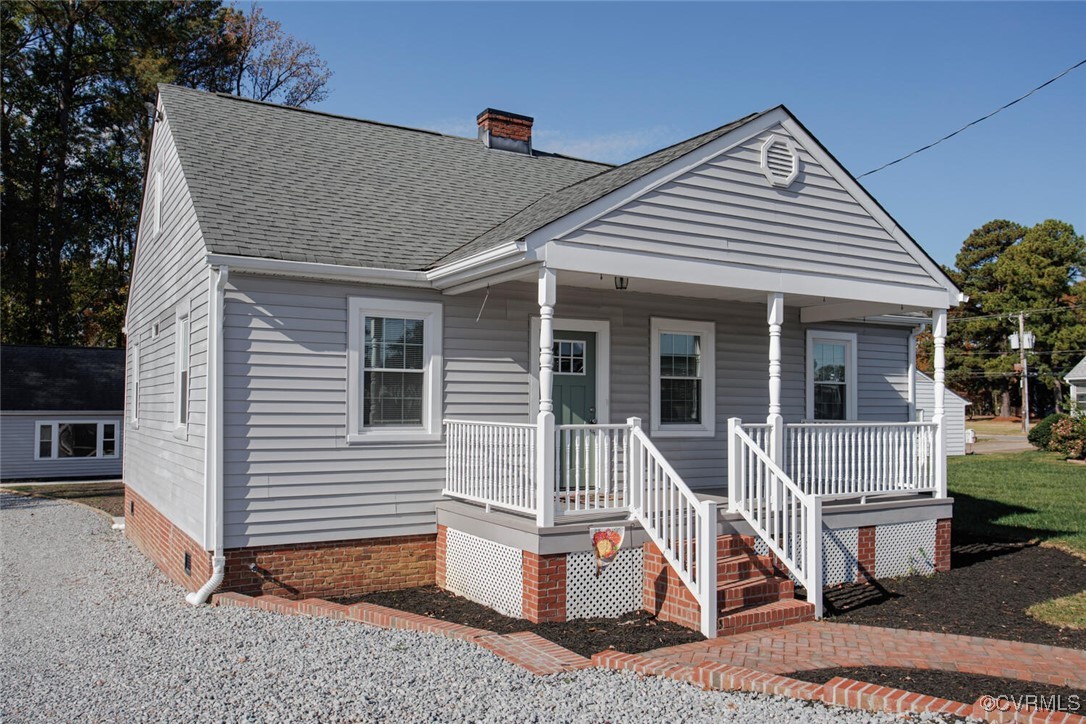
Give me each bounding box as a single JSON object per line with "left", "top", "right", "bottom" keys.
{"left": 157, "top": 84, "right": 612, "bottom": 167}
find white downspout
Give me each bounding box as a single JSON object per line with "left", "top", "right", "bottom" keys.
{"left": 187, "top": 265, "right": 228, "bottom": 605}
{"left": 907, "top": 324, "right": 925, "bottom": 422}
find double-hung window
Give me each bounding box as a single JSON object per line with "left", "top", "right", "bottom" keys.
{"left": 806, "top": 330, "right": 858, "bottom": 420}
{"left": 650, "top": 318, "right": 716, "bottom": 437}
{"left": 35, "top": 421, "right": 119, "bottom": 460}
{"left": 175, "top": 310, "right": 190, "bottom": 432}
{"left": 347, "top": 297, "right": 442, "bottom": 442}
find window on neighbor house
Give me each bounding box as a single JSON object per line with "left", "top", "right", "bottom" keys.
{"left": 175, "top": 312, "right": 190, "bottom": 427}
{"left": 36, "top": 421, "right": 119, "bottom": 459}
{"left": 347, "top": 297, "right": 443, "bottom": 442}
{"left": 650, "top": 318, "right": 716, "bottom": 438}
{"left": 806, "top": 331, "right": 858, "bottom": 420}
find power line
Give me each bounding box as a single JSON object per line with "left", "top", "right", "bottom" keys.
{"left": 950, "top": 348, "right": 1086, "bottom": 357}
{"left": 858, "top": 59, "right": 1086, "bottom": 178}
{"left": 947, "top": 304, "right": 1086, "bottom": 323}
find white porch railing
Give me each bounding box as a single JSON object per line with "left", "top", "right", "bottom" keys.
{"left": 728, "top": 419, "right": 822, "bottom": 618}
{"left": 786, "top": 422, "right": 938, "bottom": 497}
{"left": 627, "top": 423, "right": 717, "bottom": 637}
{"left": 555, "top": 424, "right": 630, "bottom": 516}
{"left": 444, "top": 419, "right": 537, "bottom": 515}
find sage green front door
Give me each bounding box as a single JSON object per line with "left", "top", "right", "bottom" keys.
{"left": 553, "top": 331, "right": 597, "bottom": 490}
{"left": 552, "top": 331, "right": 597, "bottom": 425}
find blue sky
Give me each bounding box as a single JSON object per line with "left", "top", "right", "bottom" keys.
{"left": 266, "top": 1, "right": 1085, "bottom": 267}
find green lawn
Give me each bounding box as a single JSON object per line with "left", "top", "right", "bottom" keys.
{"left": 949, "top": 451, "right": 1086, "bottom": 555}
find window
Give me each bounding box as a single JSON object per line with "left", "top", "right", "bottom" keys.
{"left": 35, "top": 421, "right": 119, "bottom": 460}
{"left": 153, "top": 169, "right": 162, "bottom": 236}
{"left": 347, "top": 297, "right": 442, "bottom": 442}
{"left": 650, "top": 318, "right": 716, "bottom": 437}
{"left": 552, "top": 339, "right": 586, "bottom": 375}
{"left": 130, "top": 343, "right": 140, "bottom": 427}
{"left": 806, "top": 330, "right": 858, "bottom": 420}
{"left": 175, "top": 311, "right": 190, "bottom": 429}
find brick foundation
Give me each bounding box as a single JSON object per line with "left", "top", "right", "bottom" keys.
{"left": 125, "top": 486, "right": 436, "bottom": 600}
{"left": 435, "top": 524, "right": 448, "bottom": 589}
{"left": 124, "top": 487, "right": 213, "bottom": 592}
{"left": 856, "top": 526, "right": 876, "bottom": 583}
{"left": 643, "top": 541, "right": 701, "bottom": 631}
{"left": 934, "top": 518, "right": 952, "bottom": 572}
{"left": 522, "top": 550, "right": 566, "bottom": 623}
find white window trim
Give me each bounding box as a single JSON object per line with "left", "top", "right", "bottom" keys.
{"left": 153, "top": 169, "right": 162, "bottom": 237}
{"left": 650, "top": 317, "right": 716, "bottom": 438}
{"left": 174, "top": 304, "right": 191, "bottom": 438}
{"left": 130, "top": 343, "right": 140, "bottom": 429}
{"left": 529, "top": 317, "right": 611, "bottom": 424}
{"left": 805, "top": 329, "right": 859, "bottom": 421}
{"left": 347, "top": 297, "right": 443, "bottom": 443}
{"left": 34, "top": 419, "right": 120, "bottom": 460}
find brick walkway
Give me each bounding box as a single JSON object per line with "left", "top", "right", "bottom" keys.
{"left": 644, "top": 622, "right": 1086, "bottom": 689}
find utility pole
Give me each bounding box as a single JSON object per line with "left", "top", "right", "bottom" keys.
{"left": 1019, "top": 313, "right": 1030, "bottom": 433}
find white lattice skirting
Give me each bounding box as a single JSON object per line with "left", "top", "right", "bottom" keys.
{"left": 565, "top": 549, "right": 643, "bottom": 620}
{"left": 823, "top": 527, "right": 859, "bottom": 587}
{"left": 875, "top": 520, "right": 937, "bottom": 578}
{"left": 443, "top": 528, "right": 523, "bottom": 618}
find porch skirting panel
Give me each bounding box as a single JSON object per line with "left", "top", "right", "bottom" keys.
{"left": 443, "top": 527, "right": 524, "bottom": 618}
{"left": 875, "top": 520, "right": 938, "bottom": 578}
{"left": 822, "top": 527, "right": 860, "bottom": 587}
{"left": 565, "top": 548, "right": 643, "bottom": 620}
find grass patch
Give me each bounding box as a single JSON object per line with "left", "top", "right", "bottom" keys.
{"left": 1028, "top": 591, "right": 1086, "bottom": 630}
{"left": 966, "top": 418, "right": 1024, "bottom": 438}
{"left": 948, "top": 450, "right": 1086, "bottom": 554}
{"left": 1, "top": 482, "right": 125, "bottom": 517}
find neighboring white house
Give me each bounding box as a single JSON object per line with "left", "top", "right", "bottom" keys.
{"left": 124, "top": 86, "right": 964, "bottom": 637}
{"left": 1065, "top": 357, "right": 1086, "bottom": 410}
{"left": 914, "top": 371, "right": 970, "bottom": 456}
{"left": 1, "top": 345, "right": 125, "bottom": 481}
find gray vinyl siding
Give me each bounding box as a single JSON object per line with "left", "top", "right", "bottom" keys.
{"left": 558, "top": 123, "right": 945, "bottom": 294}
{"left": 223, "top": 276, "right": 911, "bottom": 547}
{"left": 914, "top": 372, "right": 968, "bottom": 456}
{"left": 122, "top": 114, "right": 209, "bottom": 544}
{"left": 0, "top": 413, "right": 123, "bottom": 480}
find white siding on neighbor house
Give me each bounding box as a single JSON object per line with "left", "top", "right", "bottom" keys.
{"left": 222, "top": 275, "right": 911, "bottom": 548}
{"left": 914, "top": 372, "right": 969, "bottom": 456}
{"left": 557, "top": 123, "right": 946, "bottom": 296}
{"left": 123, "top": 114, "right": 209, "bottom": 545}
{"left": 0, "top": 413, "right": 123, "bottom": 480}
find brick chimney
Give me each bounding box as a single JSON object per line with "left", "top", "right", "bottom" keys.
{"left": 477, "top": 108, "right": 533, "bottom": 155}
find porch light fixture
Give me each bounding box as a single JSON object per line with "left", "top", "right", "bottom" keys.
{"left": 614, "top": 276, "right": 629, "bottom": 290}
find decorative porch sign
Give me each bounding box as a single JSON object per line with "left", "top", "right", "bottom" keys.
{"left": 591, "top": 527, "right": 625, "bottom": 577}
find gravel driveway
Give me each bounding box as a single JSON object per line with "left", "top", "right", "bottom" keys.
{"left": 0, "top": 493, "right": 929, "bottom": 722}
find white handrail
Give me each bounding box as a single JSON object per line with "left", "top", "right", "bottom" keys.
{"left": 729, "top": 419, "right": 823, "bottom": 619}
{"left": 627, "top": 423, "right": 717, "bottom": 637}
{"left": 555, "top": 424, "right": 630, "bottom": 516}
{"left": 786, "top": 422, "right": 938, "bottom": 496}
{"left": 443, "top": 419, "right": 537, "bottom": 515}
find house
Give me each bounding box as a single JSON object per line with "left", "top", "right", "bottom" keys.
{"left": 914, "top": 371, "right": 970, "bottom": 455}
{"left": 1, "top": 345, "right": 125, "bottom": 481}
{"left": 1064, "top": 357, "right": 1086, "bottom": 410}
{"left": 124, "top": 85, "right": 963, "bottom": 637}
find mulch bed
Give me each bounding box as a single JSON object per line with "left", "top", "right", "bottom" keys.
{"left": 791, "top": 666, "right": 1086, "bottom": 709}
{"left": 1, "top": 482, "right": 125, "bottom": 517}
{"left": 825, "top": 537, "right": 1086, "bottom": 650}
{"left": 334, "top": 585, "right": 704, "bottom": 658}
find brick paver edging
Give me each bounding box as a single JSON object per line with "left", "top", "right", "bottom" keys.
{"left": 212, "top": 592, "right": 591, "bottom": 675}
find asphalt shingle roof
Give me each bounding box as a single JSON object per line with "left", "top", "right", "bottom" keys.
{"left": 1064, "top": 356, "right": 1086, "bottom": 382}
{"left": 159, "top": 85, "right": 611, "bottom": 270}
{"left": 1, "top": 346, "right": 125, "bottom": 412}
{"left": 434, "top": 109, "right": 769, "bottom": 266}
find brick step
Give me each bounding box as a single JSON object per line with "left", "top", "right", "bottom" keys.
{"left": 717, "top": 574, "right": 794, "bottom": 612}
{"left": 716, "top": 599, "right": 816, "bottom": 637}
{"left": 716, "top": 534, "right": 758, "bottom": 559}
{"left": 717, "top": 553, "right": 779, "bottom": 583}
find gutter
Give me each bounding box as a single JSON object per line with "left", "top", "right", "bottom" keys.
{"left": 187, "top": 265, "right": 229, "bottom": 605}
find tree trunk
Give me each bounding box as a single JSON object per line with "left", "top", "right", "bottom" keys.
{"left": 999, "top": 390, "right": 1011, "bottom": 418}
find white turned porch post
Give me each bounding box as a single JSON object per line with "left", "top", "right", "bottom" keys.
{"left": 536, "top": 267, "right": 557, "bottom": 527}
{"left": 766, "top": 293, "right": 785, "bottom": 465}
{"left": 932, "top": 308, "right": 948, "bottom": 498}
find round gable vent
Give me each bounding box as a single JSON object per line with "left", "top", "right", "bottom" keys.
{"left": 760, "top": 135, "right": 800, "bottom": 188}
